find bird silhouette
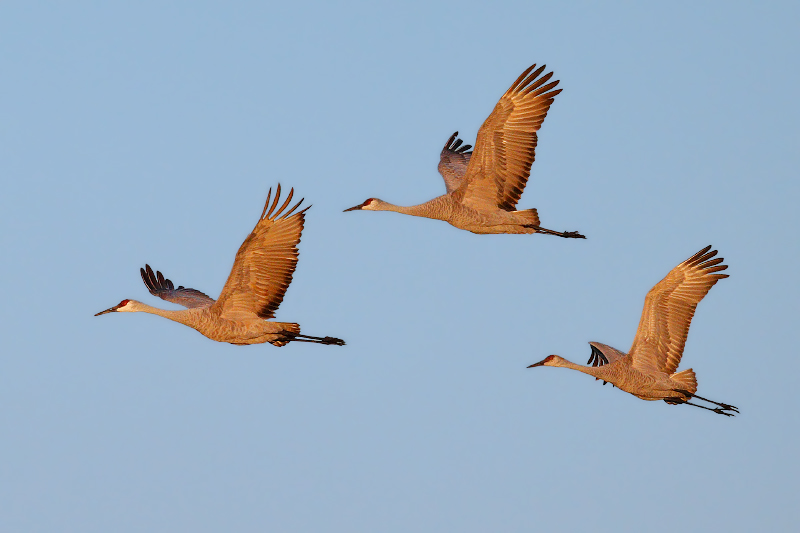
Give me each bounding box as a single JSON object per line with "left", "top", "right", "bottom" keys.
{"left": 95, "top": 185, "right": 345, "bottom": 347}
{"left": 528, "top": 246, "right": 737, "bottom": 416}
{"left": 345, "top": 63, "right": 584, "bottom": 238}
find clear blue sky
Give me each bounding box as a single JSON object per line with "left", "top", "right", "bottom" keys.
{"left": 1, "top": 1, "right": 798, "bottom": 531}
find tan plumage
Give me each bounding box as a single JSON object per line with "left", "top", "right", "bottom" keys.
{"left": 458, "top": 64, "right": 560, "bottom": 212}
{"left": 630, "top": 247, "right": 729, "bottom": 375}
{"left": 215, "top": 187, "right": 305, "bottom": 321}
{"left": 529, "top": 246, "right": 737, "bottom": 416}
{"left": 95, "top": 185, "right": 345, "bottom": 348}
{"left": 345, "top": 64, "right": 585, "bottom": 238}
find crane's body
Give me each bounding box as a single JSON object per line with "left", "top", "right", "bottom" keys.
{"left": 539, "top": 343, "right": 699, "bottom": 402}
{"left": 529, "top": 246, "right": 737, "bottom": 416}
{"left": 345, "top": 64, "right": 584, "bottom": 239}
{"left": 96, "top": 185, "right": 345, "bottom": 348}
{"left": 350, "top": 194, "right": 545, "bottom": 235}
{"left": 98, "top": 300, "right": 307, "bottom": 346}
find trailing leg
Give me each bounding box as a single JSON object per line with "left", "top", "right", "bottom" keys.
{"left": 672, "top": 389, "right": 738, "bottom": 415}
{"left": 691, "top": 393, "right": 739, "bottom": 413}
{"left": 525, "top": 224, "right": 586, "bottom": 239}
{"left": 282, "top": 333, "right": 345, "bottom": 346}
{"left": 668, "top": 399, "right": 736, "bottom": 417}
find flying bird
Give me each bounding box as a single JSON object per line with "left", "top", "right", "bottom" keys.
{"left": 345, "top": 63, "right": 584, "bottom": 238}
{"left": 528, "top": 246, "right": 737, "bottom": 416}
{"left": 95, "top": 185, "right": 345, "bottom": 347}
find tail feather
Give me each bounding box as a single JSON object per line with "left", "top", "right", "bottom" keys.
{"left": 672, "top": 368, "right": 698, "bottom": 397}
{"left": 515, "top": 208, "right": 540, "bottom": 225}
{"left": 271, "top": 323, "right": 301, "bottom": 347}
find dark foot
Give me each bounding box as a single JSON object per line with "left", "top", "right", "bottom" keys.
{"left": 674, "top": 396, "right": 738, "bottom": 417}
{"left": 523, "top": 225, "right": 586, "bottom": 239}
{"left": 282, "top": 334, "right": 346, "bottom": 346}
{"left": 688, "top": 392, "right": 739, "bottom": 413}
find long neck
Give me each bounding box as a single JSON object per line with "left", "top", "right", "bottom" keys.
{"left": 375, "top": 196, "right": 451, "bottom": 221}
{"left": 551, "top": 356, "right": 606, "bottom": 380}
{"left": 130, "top": 301, "right": 199, "bottom": 328}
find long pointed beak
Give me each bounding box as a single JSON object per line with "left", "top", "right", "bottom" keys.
{"left": 94, "top": 306, "right": 118, "bottom": 316}
{"left": 343, "top": 204, "right": 362, "bottom": 212}
{"left": 527, "top": 359, "right": 547, "bottom": 368}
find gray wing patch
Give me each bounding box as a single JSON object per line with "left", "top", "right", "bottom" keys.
{"left": 141, "top": 264, "right": 216, "bottom": 309}
{"left": 437, "top": 131, "right": 473, "bottom": 193}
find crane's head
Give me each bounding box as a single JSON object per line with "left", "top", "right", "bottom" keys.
{"left": 344, "top": 198, "right": 381, "bottom": 212}
{"left": 527, "top": 355, "right": 566, "bottom": 368}
{"left": 94, "top": 299, "right": 135, "bottom": 316}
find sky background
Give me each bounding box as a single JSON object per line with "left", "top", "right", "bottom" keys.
{"left": 1, "top": 1, "right": 798, "bottom": 531}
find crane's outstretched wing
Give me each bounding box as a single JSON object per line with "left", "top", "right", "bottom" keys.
{"left": 588, "top": 342, "right": 629, "bottom": 385}
{"left": 630, "top": 246, "right": 729, "bottom": 375}
{"left": 587, "top": 342, "right": 629, "bottom": 385}
{"left": 141, "top": 264, "right": 216, "bottom": 309}
{"left": 455, "top": 64, "right": 561, "bottom": 212}
{"left": 587, "top": 342, "right": 627, "bottom": 367}
{"left": 211, "top": 185, "right": 309, "bottom": 321}
{"left": 437, "top": 132, "right": 472, "bottom": 193}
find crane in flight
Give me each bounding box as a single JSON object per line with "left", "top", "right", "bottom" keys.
{"left": 528, "top": 246, "right": 737, "bottom": 416}
{"left": 345, "top": 63, "right": 584, "bottom": 238}
{"left": 95, "top": 185, "right": 345, "bottom": 348}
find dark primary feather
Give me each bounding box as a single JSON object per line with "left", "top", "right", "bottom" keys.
{"left": 587, "top": 342, "right": 628, "bottom": 384}
{"left": 587, "top": 342, "right": 627, "bottom": 367}
{"left": 445, "top": 133, "right": 472, "bottom": 154}
{"left": 587, "top": 344, "right": 609, "bottom": 367}
{"left": 437, "top": 132, "right": 473, "bottom": 194}
{"left": 140, "top": 264, "right": 216, "bottom": 309}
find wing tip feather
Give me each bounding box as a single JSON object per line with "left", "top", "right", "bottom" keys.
{"left": 259, "top": 185, "right": 311, "bottom": 222}
{"left": 443, "top": 132, "right": 473, "bottom": 154}
{"left": 685, "top": 245, "right": 731, "bottom": 278}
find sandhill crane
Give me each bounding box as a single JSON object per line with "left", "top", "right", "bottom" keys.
{"left": 95, "top": 185, "right": 345, "bottom": 347}
{"left": 528, "top": 246, "right": 737, "bottom": 416}
{"left": 345, "top": 63, "right": 584, "bottom": 238}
